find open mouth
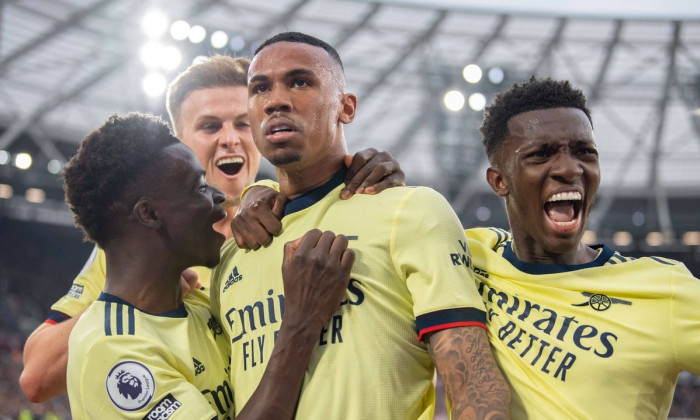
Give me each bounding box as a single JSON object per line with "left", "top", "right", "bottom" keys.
{"left": 270, "top": 125, "right": 294, "bottom": 135}
{"left": 216, "top": 157, "right": 244, "bottom": 176}
{"left": 544, "top": 191, "right": 582, "bottom": 228}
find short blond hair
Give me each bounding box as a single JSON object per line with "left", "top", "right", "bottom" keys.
{"left": 166, "top": 55, "right": 250, "bottom": 134}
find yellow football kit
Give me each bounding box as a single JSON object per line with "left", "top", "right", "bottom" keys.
{"left": 467, "top": 227, "right": 700, "bottom": 420}
{"left": 67, "top": 289, "right": 232, "bottom": 419}
{"left": 211, "top": 171, "right": 486, "bottom": 420}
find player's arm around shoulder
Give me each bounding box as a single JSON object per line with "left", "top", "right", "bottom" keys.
{"left": 427, "top": 326, "right": 510, "bottom": 420}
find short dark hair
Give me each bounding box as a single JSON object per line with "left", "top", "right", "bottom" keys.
{"left": 479, "top": 77, "right": 592, "bottom": 163}
{"left": 63, "top": 113, "right": 179, "bottom": 247}
{"left": 166, "top": 55, "right": 250, "bottom": 135}
{"left": 254, "top": 31, "right": 344, "bottom": 73}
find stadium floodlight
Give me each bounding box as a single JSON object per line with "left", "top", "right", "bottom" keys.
{"left": 476, "top": 206, "right": 491, "bottom": 222}
{"left": 0, "top": 150, "right": 10, "bottom": 165}
{"left": 462, "top": 64, "right": 482, "bottom": 84}
{"left": 14, "top": 152, "right": 32, "bottom": 170}
{"left": 160, "top": 46, "right": 182, "bottom": 71}
{"left": 189, "top": 25, "right": 207, "bottom": 44}
{"left": 229, "top": 35, "right": 246, "bottom": 52}
{"left": 47, "top": 159, "right": 63, "bottom": 174}
{"left": 142, "top": 73, "right": 167, "bottom": 97}
{"left": 468, "top": 93, "right": 486, "bottom": 112}
{"left": 211, "top": 31, "right": 229, "bottom": 49}
{"left": 170, "top": 20, "right": 190, "bottom": 41}
{"left": 443, "top": 90, "right": 465, "bottom": 112}
{"left": 142, "top": 10, "right": 168, "bottom": 38}
{"left": 488, "top": 67, "right": 505, "bottom": 84}
{"left": 140, "top": 42, "right": 162, "bottom": 68}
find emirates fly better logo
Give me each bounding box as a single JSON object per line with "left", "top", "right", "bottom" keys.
{"left": 106, "top": 361, "right": 155, "bottom": 411}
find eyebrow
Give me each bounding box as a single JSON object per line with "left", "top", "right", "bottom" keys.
{"left": 249, "top": 68, "right": 316, "bottom": 85}
{"left": 195, "top": 112, "right": 248, "bottom": 122}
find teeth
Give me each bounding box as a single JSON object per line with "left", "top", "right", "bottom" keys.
{"left": 217, "top": 157, "right": 243, "bottom": 167}
{"left": 547, "top": 191, "right": 582, "bottom": 202}
{"left": 552, "top": 219, "right": 577, "bottom": 227}
{"left": 271, "top": 125, "right": 291, "bottom": 134}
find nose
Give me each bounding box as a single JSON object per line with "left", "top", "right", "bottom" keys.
{"left": 219, "top": 123, "right": 240, "bottom": 149}
{"left": 550, "top": 150, "right": 583, "bottom": 183}
{"left": 264, "top": 86, "right": 292, "bottom": 115}
{"left": 211, "top": 186, "right": 225, "bottom": 205}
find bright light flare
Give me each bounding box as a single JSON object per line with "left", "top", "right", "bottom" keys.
{"left": 14, "top": 152, "right": 32, "bottom": 170}
{"left": 488, "top": 67, "right": 505, "bottom": 84}
{"left": 211, "top": 30, "right": 229, "bottom": 49}
{"left": 462, "top": 64, "right": 482, "bottom": 84}
{"left": 47, "top": 159, "right": 63, "bottom": 174}
{"left": 142, "top": 73, "right": 167, "bottom": 97}
{"left": 189, "top": 25, "right": 206, "bottom": 44}
{"left": 170, "top": 20, "right": 190, "bottom": 41}
{"left": 443, "top": 90, "right": 465, "bottom": 112}
{"left": 142, "top": 10, "right": 168, "bottom": 38}
{"left": 229, "top": 35, "right": 245, "bottom": 51}
{"left": 140, "top": 43, "right": 182, "bottom": 71}
{"left": 468, "top": 93, "right": 486, "bottom": 111}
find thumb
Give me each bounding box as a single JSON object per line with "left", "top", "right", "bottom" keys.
{"left": 284, "top": 237, "right": 303, "bottom": 263}
{"left": 344, "top": 154, "right": 353, "bottom": 168}
{"left": 271, "top": 195, "right": 289, "bottom": 219}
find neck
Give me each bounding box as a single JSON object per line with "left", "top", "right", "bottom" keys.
{"left": 102, "top": 238, "right": 185, "bottom": 313}
{"left": 277, "top": 154, "right": 345, "bottom": 199}
{"left": 511, "top": 236, "right": 598, "bottom": 266}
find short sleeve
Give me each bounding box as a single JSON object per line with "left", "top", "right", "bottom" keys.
{"left": 392, "top": 187, "right": 486, "bottom": 341}
{"left": 48, "top": 246, "right": 106, "bottom": 323}
{"left": 240, "top": 179, "right": 280, "bottom": 200}
{"left": 73, "top": 337, "right": 218, "bottom": 420}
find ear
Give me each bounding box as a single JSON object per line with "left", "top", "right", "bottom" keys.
{"left": 486, "top": 166, "right": 509, "bottom": 197}
{"left": 133, "top": 199, "right": 162, "bottom": 230}
{"left": 338, "top": 93, "right": 357, "bottom": 124}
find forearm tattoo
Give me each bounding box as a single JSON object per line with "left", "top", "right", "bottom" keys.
{"left": 429, "top": 327, "right": 510, "bottom": 420}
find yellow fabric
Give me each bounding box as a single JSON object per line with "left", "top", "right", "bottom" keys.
{"left": 466, "top": 227, "right": 700, "bottom": 420}
{"left": 49, "top": 246, "right": 211, "bottom": 321}
{"left": 211, "top": 173, "right": 484, "bottom": 420}
{"left": 239, "top": 179, "right": 280, "bottom": 200}
{"left": 67, "top": 289, "right": 232, "bottom": 419}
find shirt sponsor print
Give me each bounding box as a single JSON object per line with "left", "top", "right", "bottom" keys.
{"left": 143, "top": 393, "right": 181, "bottom": 420}
{"left": 68, "top": 284, "right": 84, "bottom": 299}
{"left": 106, "top": 361, "right": 155, "bottom": 411}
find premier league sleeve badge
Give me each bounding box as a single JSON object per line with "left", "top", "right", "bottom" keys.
{"left": 106, "top": 361, "right": 156, "bottom": 411}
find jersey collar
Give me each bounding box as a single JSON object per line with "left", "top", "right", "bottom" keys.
{"left": 284, "top": 168, "right": 346, "bottom": 217}
{"left": 98, "top": 292, "right": 188, "bottom": 318}
{"left": 502, "top": 242, "right": 615, "bottom": 274}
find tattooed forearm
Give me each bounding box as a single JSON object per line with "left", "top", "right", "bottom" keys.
{"left": 428, "top": 327, "right": 510, "bottom": 420}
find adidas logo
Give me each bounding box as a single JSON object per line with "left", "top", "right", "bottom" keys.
{"left": 193, "top": 358, "right": 205, "bottom": 376}
{"left": 222, "top": 267, "right": 243, "bottom": 293}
